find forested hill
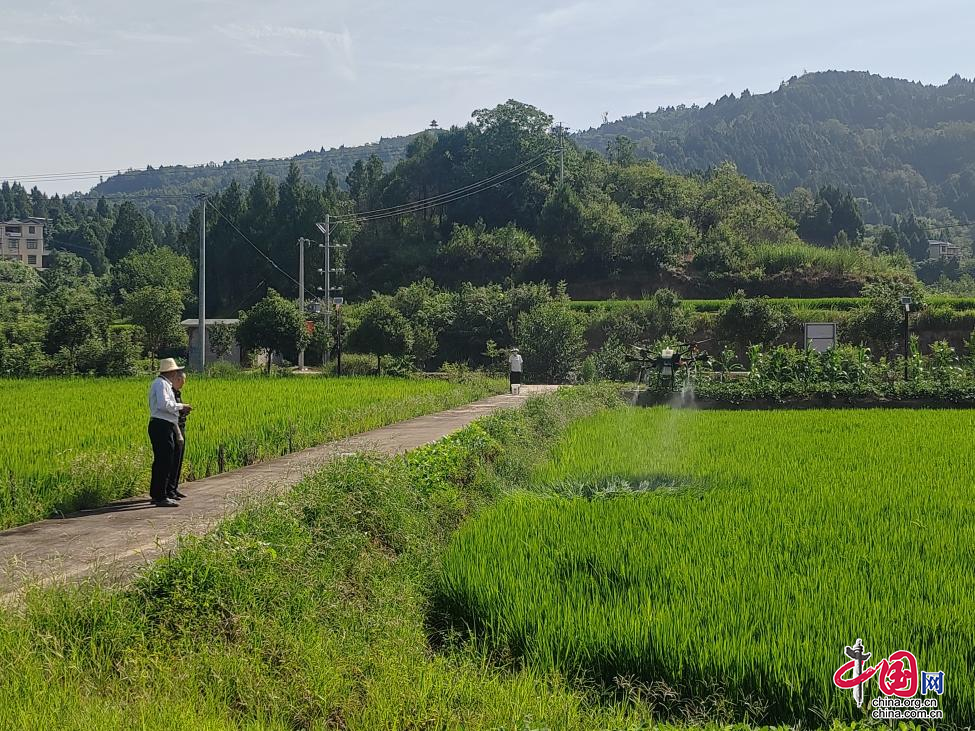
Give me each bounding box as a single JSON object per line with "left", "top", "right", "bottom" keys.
{"left": 87, "top": 132, "right": 425, "bottom": 221}
{"left": 573, "top": 71, "right": 975, "bottom": 224}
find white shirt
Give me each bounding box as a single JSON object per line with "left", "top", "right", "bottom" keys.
{"left": 149, "top": 376, "right": 184, "bottom": 424}
{"left": 508, "top": 353, "right": 523, "bottom": 372}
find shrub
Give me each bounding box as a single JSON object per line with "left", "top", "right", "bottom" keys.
{"left": 516, "top": 301, "right": 586, "bottom": 383}
{"left": 715, "top": 292, "right": 788, "bottom": 348}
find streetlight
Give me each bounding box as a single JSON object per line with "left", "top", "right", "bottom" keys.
{"left": 901, "top": 296, "right": 912, "bottom": 381}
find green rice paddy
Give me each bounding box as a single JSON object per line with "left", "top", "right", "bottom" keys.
{"left": 0, "top": 375, "right": 499, "bottom": 529}
{"left": 440, "top": 407, "right": 975, "bottom": 725}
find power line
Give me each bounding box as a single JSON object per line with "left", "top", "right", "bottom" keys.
{"left": 204, "top": 199, "right": 319, "bottom": 302}
{"left": 1, "top": 146, "right": 410, "bottom": 186}
{"left": 333, "top": 147, "right": 554, "bottom": 222}
{"left": 337, "top": 155, "right": 554, "bottom": 225}
{"left": 350, "top": 162, "right": 548, "bottom": 224}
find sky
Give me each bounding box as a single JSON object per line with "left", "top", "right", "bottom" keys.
{"left": 3, "top": 0, "right": 973, "bottom": 195}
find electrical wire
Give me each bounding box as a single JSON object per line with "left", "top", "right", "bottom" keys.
{"left": 1, "top": 145, "right": 413, "bottom": 185}
{"left": 337, "top": 160, "right": 552, "bottom": 227}
{"left": 332, "top": 148, "right": 554, "bottom": 223}
{"left": 203, "top": 199, "right": 320, "bottom": 302}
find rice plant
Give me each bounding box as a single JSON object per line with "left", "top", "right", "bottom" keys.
{"left": 0, "top": 375, "right": 499, "bottom": 529}
{"left": 440, "top": 407, "right": 975, "bottom": 726}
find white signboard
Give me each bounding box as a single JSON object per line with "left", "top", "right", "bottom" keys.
{"left": 804, "top": 322, "right": 836, "bottom": 353}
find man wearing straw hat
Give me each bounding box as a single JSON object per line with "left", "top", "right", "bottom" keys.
{"left": 148, "top": 358, "right": 192, "bottom": 507}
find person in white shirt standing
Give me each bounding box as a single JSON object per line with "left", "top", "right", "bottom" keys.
{"left": 508, "top": 347, "right": 523, "bottom": 395}
{"left": 148, "top": 358, "right": 192, "bottom": 507}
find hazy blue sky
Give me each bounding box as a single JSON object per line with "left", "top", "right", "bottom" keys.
{"left": 3, "top": 0, "right": 972, "bottom": 194}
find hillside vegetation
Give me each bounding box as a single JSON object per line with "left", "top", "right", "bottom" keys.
{"left": 574, "top": 71, "right": 975, "bottom": 225}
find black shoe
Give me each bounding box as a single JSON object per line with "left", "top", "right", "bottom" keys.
{"left": 152, "top": 498, "right": 180, "bottom": 507}
{"left": 172, "top": 489, "right": 187, "bottom": 499}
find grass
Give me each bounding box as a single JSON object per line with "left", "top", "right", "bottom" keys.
{"left": 746, "top": 242, "right": 908, "bottom": 278}
{"left": 0, "top": 386, "right": 697, "bottom": 730}
{"left": 0, "top": 375, "right": 502, "bottom": 529}
{"left": 439, "top": 407, "right": 975, "bottom": 727}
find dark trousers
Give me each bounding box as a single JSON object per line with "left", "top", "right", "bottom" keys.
{"left": 167, "top": 429, "right": 186, "bottom": 495}
{"left": 148, "top": 418, "right": 179, "bottom": 501}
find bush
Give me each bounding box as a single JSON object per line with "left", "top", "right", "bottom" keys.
{"left": 590, "top": 337, "right": 638, "bottom": 382}
{"left": 516, "top": 301, "right": 586, "bottom": 383}
{"left": 206, "top": 361, "right": 241, "bottom": 378}
{"left": 324, "top": 353, "right": 374, "bottom": 376}
{"left": 715, "top": 292, "right": 788, "bottom": 348}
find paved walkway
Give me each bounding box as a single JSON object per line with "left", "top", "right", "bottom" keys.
{"left": 0, "top": 387, "right": 556, "bottom": 604}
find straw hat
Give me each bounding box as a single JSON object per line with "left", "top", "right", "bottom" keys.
{"left": 158, "top": 358, "right": 184, "bottom": 374}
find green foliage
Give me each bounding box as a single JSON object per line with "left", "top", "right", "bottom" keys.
{"left": 122, "top": 287, "right": 186, "bottom": 358}
{"left": 105, "top": 201, "right": 154, "bottom": 261}
{"left": 574, "top": 70, "right": 975, "bottom": 225}
{"left": 516, "top": 301, "right": 585, "bottom": 383}
{"left": 0, "top": 376, "right": 499, "bottom": 529}
{"left": 0, "top": 388, "right": 650, "bottom": 730}
{"left": 237, "top": 289, "right": 309, "bottom": 373}
{"left": 846, "top": 280, "right": 924, "bottom": 350}
{"left": 438, "top": 221, "right": 541, "bottom": 284}
{"left": 112, "top": 247, "right": 193, "bottom": 297}
{"left": 206, "top": 322, "right": 239, "bottom": 360}
{"left": 42, "top": 288, "right": 112, "bottom": 356}
{"left": 715, "top": 292, "right": 789, "bottom": 347}
{"left": 348, "top": 297, "right": 413, "bottom": 373}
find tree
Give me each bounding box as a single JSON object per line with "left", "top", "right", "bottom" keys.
{"left": 438, "top": 221, "right": 540, "bottom": 284}
{"left": 607, "top": 135, "right": 637, "bottom": 167}
{"left": 123, "top": 287, "right": 186, "bottom": 358}
{"left": 515, "top": 301, "right": 585, "bottom": 383}
{"left": 43, "top": 288, "right": 112, "bottom": 356}
{"left": 348, "top": 297, "right": 413, "bottom": 373}
{"left": 208, "top": 322, "right": 239, "bottom": 360}
{"left": 106, "top": 202, "right": 154, "bottom": 261}
{"left": 113, "top": 247, "right": 193, "bottom": 297}
{"left": 237, "top": 289, "right": 309, "bottom": 374}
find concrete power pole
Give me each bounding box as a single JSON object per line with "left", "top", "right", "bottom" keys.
{"left": 297, "top": 237, "right": 308, "bottom": 369}
{"left": 197, "top": 193, "right": 207, "bottom": 372}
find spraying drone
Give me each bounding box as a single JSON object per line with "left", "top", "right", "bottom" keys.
{"left": 626, "top": 340, "right": 713, "bottom": 391}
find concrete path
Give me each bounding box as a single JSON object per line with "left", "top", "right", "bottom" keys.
{"left": 0, "top": 386, "right": 556, "bottom": 604}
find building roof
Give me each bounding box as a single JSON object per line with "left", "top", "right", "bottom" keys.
{"left": 180, "top": 318, "right": 240, "bottom": 326}
{"left": 2, "top": 218, "right": 49, "bottom": 225}
{"left": 928, "top": 240, "right": 959, "bottom": 247}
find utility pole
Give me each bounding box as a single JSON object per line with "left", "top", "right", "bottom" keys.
{"left": 196, "top": 193, "right": 207, "bottom": 372}
{"left": 323, "top": 215, "right": 331, "bottom": 365}
{"left": 902, "top": 297, "right": 912, "bottom": 381}
{"left": 297, "top": 237, "right": 311, "bottom": 369}
{"left": 316, "top": 214, "right": 346, "bottom": 374}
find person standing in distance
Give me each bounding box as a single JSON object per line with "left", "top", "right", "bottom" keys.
{"left": 148, "top": 358, "right": 191, "bottom": 507}
{"left": 167, "top": 368, "right": 189, "bottom": 501}
{"left": 508, "top": 347, "right": 523, "bottom": 395}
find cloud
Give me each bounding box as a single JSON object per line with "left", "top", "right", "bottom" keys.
{"left": 216, "top": 23, "right": 354, "bottom": 75}
{"left": 2, "top": 35, "right": 86, "bottom": 48}
{"left": 117, "top": 31, "right": 192, "bottom": 45}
